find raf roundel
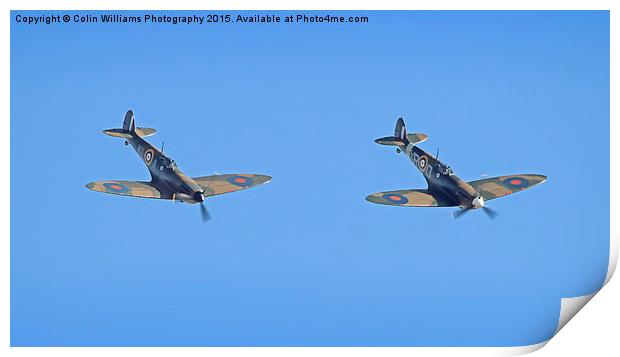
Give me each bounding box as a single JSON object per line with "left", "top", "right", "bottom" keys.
{"left": 144, "top": 149, "right": 154, "bottom": 165}
{"left": 418, "top": 155, "right": 428, "bottom": 171}
{"left": 228, "top": 175, "right": 254, "bottom": 187}
{"left": 383, "top": 193, "right": 409, "bottom": 205}
{"left": 103, "top": 182, "right": 128, "bottom": 193}
{"left": 502, "top": 176, "right": 530, "bottom": 189}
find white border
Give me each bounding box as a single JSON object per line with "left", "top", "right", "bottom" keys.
{"left": 2, "top": 1, "right": 616, "bottom": 356}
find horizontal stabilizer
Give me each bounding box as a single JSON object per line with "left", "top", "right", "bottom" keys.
{"left": 135, "top": 127, "right": 156, "bottom": 137}
{"left": 375, "top": 136, "right": 405, "bottom": 146}
{"left": 375, "top": 132, "right": 428, "bottom": 146}
{"left": 103, "top": 127, "right": 157, "bottom": 138}
{"left": 102, "top": 129, "right": 133, "bottom": 138}
{"left": 406, "top": 133, "right": 428, "bottom": 145}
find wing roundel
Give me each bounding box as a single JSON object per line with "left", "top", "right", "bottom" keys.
{"left": 85, "top": 180, "right": 162, "bottom": 199}
{"left": 192, "top": 174, "right": 272, "bottom": 197}
{"left": 467, "top": 174, "right": 547, "bottom": 201}
{"left": 365, "top": 189, "right": 456, "bottom": 207}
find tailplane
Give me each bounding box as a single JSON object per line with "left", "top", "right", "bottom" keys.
{"left": 103, "top": 110, "right": 157, "bottom": 139}
{"left": 375, "top": 118, "right": 428, "bottom": 146}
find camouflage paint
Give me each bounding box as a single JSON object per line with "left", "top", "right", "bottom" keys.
{"left": 366, "top": 118, "right": 546, "bottom": 209}
{"left": 85, "top": 110, "right": 272, "bottom": 203}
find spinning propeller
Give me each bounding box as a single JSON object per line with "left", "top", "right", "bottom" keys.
{"left": 453, "top": 204, "right": 498, "bottom": 220}
{"left": 453, "top": 175, "right": 499, "bottom": 220}
{"left": 200, "top": 202, "right": 211, "bottom": 222}
{"left": 174, "top": 191, "right": 211, "bottom": 222}
{"left": 192, "top": 191, "right": 211, "bottom": 222}
{"left": 482, "top": 206, "right": 498, "bottom": 219}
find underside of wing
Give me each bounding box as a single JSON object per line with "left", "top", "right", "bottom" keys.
{"left": 365, "top": 189, "right": 456, "bottom": 207}
{"left": 192, "top": 174, "right": 272, "bottom": 197}
{"left": 85, "top": 180, "right": 163, "bottom": 199}
{"left": 468, "top": 174, "right": 547, "bottom": 201}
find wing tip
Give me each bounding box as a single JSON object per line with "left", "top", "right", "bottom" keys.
{"left": 526, "top": 174, "right": 548, "bottom": 185}
{"left": 253, "top": 174, "right": 272, "bottom": 186}
{"left": 365, "top": 194, "right": 385, "bottom": 205}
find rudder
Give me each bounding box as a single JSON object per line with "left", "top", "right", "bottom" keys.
{"left": 103, "top": 110, "right": 157, "bottom": 138}
{"left": 375, "top": 117, "right": 428, "bottom": 146}
{"left": 395, "top": 118, "right": 428, "bottom": 146}
{"left": 394, "top": 117, "right": 406, "bottom": 141}
{"left": 123, "top": 110, "right": 136, "bottom": 132}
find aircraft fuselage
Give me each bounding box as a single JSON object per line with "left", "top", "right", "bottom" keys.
{"left": 402, "top": 142, "right": 482, "bottom": 209}
{"left": 127, "top": 135, "right": 204, "bottom": 203}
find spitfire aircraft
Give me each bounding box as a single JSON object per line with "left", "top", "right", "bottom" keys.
{"left": 366, "top": 118, "right": 546, "bottom": 219}
{"left": 85, "top": 110, "right": 271, "bottom": 221}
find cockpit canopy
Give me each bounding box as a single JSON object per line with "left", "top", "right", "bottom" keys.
{"left": 438, "top": 162, "right": 454, "bottom": 175}
{"left": 159, "top": 156, "right": 177, "bottom": 170}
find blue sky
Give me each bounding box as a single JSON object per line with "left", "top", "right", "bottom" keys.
{"left": 11, "top": 11, "right": 609, "bottom": 346}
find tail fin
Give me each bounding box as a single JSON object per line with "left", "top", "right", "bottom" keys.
{"left": 394, "top": 117, "right": 407, "bottom": 141}
{"left": 103, "top": 110, "right": 157, "bottom": 139}
{"left": 375, "top": 118, "right": 428, "bottom": 146}
{"left": 123, "top": 110, "right": 136, "bottom": 132}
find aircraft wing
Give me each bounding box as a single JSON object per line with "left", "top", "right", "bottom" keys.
{"left": 365, "top": 189, "right": 456, "bottom": 207}
{"left": 467, "top": 174, "right": 547, "bottom": 201}
{"left": 192, "top": 174, "right": 272, "bottom": 197}
{"left": 85, "top": 180, "right": 162, "bottom": 199}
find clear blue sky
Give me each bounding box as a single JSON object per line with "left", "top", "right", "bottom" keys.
{"left": 11, "top": 11, "right": 609, "bottom": 346}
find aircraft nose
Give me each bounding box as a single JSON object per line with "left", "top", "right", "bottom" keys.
{"left": 192, "top": 191, "right": 204, "bottom": 203}
{"left": 472, "top": 196, "right": 485, "bottom": 209}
